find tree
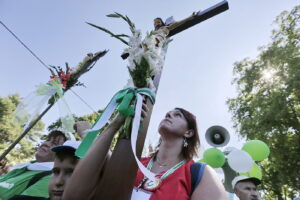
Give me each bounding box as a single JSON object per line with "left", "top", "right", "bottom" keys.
{"left": 227, "top": 6, "right": 300, "bottom": 200}
{"left": 0, "top": 94, "right": 45, "bottom": 166}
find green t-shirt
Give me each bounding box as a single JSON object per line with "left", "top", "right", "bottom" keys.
{"left": 0, "top": 167, "right": 50, "bottom": 200}
{"left": 21, "top": 175, "right": 50, "bottom": 198}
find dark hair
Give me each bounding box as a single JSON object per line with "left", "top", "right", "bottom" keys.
{"left": 154, "top": 17, "right": 165, "bottom": 30}
{"left": 175, "top": 108, "right": 200, "bottom": 160}
{"left": 151, "top": 108, "right": 200, "bottom": 161}
{"left": 48, "top": 130, "right": 67, "bottom": 142}
{"left": 55, "top": 150, "right": 78, "bottom": 164}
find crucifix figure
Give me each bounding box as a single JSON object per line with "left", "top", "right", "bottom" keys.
{"left": 64, "top": 1, "right": 229, "bottom": 200}
{"left": 122, "top": 0, "right": 228, "bottom": 59}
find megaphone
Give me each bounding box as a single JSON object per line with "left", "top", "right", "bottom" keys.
{"left": 205, "top": 125, "right": 230, "bottom": 147}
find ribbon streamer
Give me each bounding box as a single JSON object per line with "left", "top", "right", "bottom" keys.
{"left": 14, "top": 78, "right": 75, "bottom": 138}
{"left": 76, "top": 87, "right": 156, "bottom": 181}
{"left": 130, "top": 92, "right": 156, "bottom": 181}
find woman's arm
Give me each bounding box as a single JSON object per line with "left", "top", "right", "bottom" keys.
{"left": 63, "top": 113, "right": 125, "bottom": 200}
{"left": 191, "top": 165, "right": 227, "bottom": 200}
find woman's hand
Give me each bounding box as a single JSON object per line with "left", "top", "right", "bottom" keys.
{"left": 141, "top": 96, "right": 149, "bottom": 121}
{"left": 141, "top": 103, "right": 149, "bottom": 121}
{"left": 110, "top": 112, "right": 126, "bottom": 128}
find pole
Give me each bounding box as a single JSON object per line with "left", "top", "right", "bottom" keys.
{"left": 0, "top": 103, "right": 54, "bottom": 161}
{"left": 168, "top": 0, "right": 229, "bottom": 37}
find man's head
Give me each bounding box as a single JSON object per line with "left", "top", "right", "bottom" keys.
{"left": 232, "top": 175, "right": 261, "bottom": 200}
{"left": 48, "top": 140, "right": 80, "bottom": 200}
{"left": 154, "top": 17, "right": 165, "bottom": 30}
{"left": 35, "top": 131, "right": 67, "bottom": 162}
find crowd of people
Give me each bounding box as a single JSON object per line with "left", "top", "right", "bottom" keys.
{"left": 0, "top": 104, "right": 267, "bottom": 200}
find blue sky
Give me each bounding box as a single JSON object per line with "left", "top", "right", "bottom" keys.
{"left": 0, "top": 0, "right": 298, "bottom": 154}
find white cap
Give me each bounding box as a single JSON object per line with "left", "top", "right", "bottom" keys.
{"left": 232, "top": 175, "right": 261, "bottom": 188}
{"left": 51, "top": 140, "right": 81, "bottom": 153}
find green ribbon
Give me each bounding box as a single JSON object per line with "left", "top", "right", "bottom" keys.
{"left": 75, "top": 88, "right": 155, "bottom": 158}
{"left": 116, "top": 88, "right": 136, "bottom": 117}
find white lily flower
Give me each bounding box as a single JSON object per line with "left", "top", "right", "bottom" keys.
{"left": 123, "top": 24, "right": 169, "bottom": 89}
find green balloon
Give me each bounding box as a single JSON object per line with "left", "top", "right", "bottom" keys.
{"left": 242, "top": 140, "right": 270, "bottom": 161}
{"left": 203, "top": 148, "right": 225, "bottom": 168}
{"left": 241, "top": 163, "right": 262, "bottom": 180}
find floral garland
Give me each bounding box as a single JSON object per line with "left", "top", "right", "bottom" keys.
{"left": 88, "top": 13, "right": 170, "bottom": 91}
{"left": 14, "top": 51, "right": 107, "bottom": 139}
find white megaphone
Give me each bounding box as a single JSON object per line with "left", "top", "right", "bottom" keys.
{"left": 205, "top": 125, "right": 230, "bottom": 147}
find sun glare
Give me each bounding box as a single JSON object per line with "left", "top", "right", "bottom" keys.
{"left": 261, "top": 69, "right": 277, "bottom": 82}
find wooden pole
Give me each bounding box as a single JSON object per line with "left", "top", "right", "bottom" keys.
{"left": 168, "top": 1, "right": 229, "bottom": 37}
{"left": 0, "top": 103, "right": 54, "bottom": 161}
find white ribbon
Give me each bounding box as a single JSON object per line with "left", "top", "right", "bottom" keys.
{"left": 131, "top": 92, "right": 156, "bottom": 181}
{"left": 85, "top": 93, "right": 120, "bottom": 132}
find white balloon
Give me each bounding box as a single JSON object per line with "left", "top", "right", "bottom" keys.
{"left": 227, "top": 150, "right": 253, "bottom": 173}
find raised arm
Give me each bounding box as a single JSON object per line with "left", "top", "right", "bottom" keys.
{"left": 63, "top": 113, "right": 124, "bottom": 200}
{"left": 191, "top": 165, "right": 227, "bottom": 200}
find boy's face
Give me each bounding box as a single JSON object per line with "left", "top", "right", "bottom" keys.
{"left": 48, "top": 156, "right": 78, "bottom": 200}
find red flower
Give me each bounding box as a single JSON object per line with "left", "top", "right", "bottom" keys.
{"left": 49, "top": 72, "right": 71, "bottom": 89}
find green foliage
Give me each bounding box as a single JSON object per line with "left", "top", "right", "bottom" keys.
{"left": 86, "top": 22, "right": 129, "bottom": 45}
{"left": 106, "top": 12, "right": 136, "bottom": 34}
{"left": 129, "top": 56, "right": 153, "bottom": 88}
{"left": 0, "top": 94, "right": 45, "bottom": 166}
{"left": 48, "top": 110, "right": 102, "bottom": 132}
{"left": 87, "top": 12, "right": 136, "bottom": 46}
{"left": 227, "top": 6, "right": 300, "bottom": 199}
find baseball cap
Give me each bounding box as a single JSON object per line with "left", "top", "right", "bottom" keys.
{"left": 51, "top": 140, "right": 81, "bottom": 153}
{"left": 232, "top": 175, "right": 261, "bottom": 188}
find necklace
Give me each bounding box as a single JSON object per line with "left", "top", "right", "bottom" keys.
{"left": 156, "top": 157, "right": 170, "bottom": 168}
{"left": 136, "top": 157, "right": 186, "bottom": 192}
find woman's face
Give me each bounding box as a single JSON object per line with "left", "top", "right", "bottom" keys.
{"left": 158, "top": 109, "right": 189, "bottom": 137}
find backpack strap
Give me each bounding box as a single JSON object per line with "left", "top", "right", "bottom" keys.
{"left": 26, "top": 171, "right": 52, "bottom": 189}
{"left": 9, "top": 195, "right": 49, "bottom": 200}
{"left": 190, "top": 162, "right": 206, "bottom": 194}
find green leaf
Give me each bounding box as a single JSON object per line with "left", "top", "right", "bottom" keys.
{"left": 106, "top": 14, "right": 120, "bottom": 18}
{"left": 86, "top": 22, "right": 129, "bottom": 45}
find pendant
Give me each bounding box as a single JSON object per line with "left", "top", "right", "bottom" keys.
{"left": 143, "top": 178, "right": 161, "bottom": 191}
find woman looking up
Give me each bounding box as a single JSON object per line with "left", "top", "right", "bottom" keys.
{"left": 63, "top": 106, "right": 226, "bottom": 200}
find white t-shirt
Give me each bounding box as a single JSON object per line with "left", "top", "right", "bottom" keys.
{"left": 131, "top": 187, "right": 151, "bottom": 200}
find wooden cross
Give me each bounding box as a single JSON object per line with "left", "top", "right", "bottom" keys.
{"left": 94, "top": 1, "right": 229, "bottom": 199}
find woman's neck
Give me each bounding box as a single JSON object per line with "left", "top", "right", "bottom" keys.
{"left": 156, "top": 138, "right": 184, "bottom": 165}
